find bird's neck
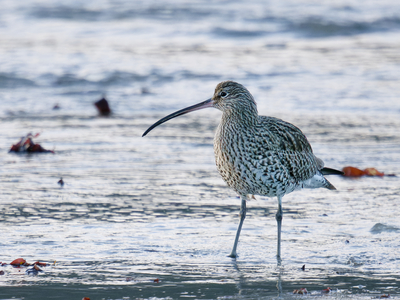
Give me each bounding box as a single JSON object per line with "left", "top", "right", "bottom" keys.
{"left": 221, "top": 107, "right": 259, "bottom": 127}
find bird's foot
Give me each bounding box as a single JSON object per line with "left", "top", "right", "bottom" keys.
{"left": 276, "top": 255, "right": 282, "bottom": 266}
{"left": 228, "top": 252, "right": 238, "bottom": 259}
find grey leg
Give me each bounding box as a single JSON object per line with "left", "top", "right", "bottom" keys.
{"left": 229, "top": 197, "right": 247, "bottom": 258}
{"left": 276, "top": 195, "right": 283, "bottom": 264}
{"left": 276, "top": 268, "right": 283, "bottom": 297}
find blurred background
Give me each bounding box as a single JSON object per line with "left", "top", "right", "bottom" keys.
{"left": 0, "top": 0, "right": 400, "bottom": 299}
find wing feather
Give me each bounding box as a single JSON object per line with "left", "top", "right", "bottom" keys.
{"left": 252, "top": 116, "right": 320, "bottom": 182}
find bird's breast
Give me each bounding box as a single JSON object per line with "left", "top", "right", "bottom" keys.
{"left": 213, "top": 120, "right": 302, "bottom": 197}
{"left": 214, "top": 121, "right": 248, "bottom": 194}
{"left": 213, "top": 121, "right": 274, "bottom": 196}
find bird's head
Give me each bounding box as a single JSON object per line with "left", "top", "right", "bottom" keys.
{"left": 142, "top": 81, "right": 258, "bottom": 137}
{"left": 212, "top": 81, "right": 257, "bottom": 114}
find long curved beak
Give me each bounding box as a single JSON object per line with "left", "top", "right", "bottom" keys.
{"left": 142, "top": 98, "right": 213, "bottom": 137}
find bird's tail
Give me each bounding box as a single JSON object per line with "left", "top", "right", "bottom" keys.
{"left": 324, "top": 178, "right": 336, "bottom": 190}
{"left": 321, "top": 167, "right": 343, "bottom": 190}
{"left": 321, "top": 167, "right": 344, "bottom": 176}
{"left": 301, "top": 172, "right": 338, "bottom": 190}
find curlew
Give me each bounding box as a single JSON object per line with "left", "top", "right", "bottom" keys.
{"left": 143, "top": 81, "right": 342, "bottom": 261}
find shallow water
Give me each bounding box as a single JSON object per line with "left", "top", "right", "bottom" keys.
{"left": 1, "top": 0, "right": 400, "bottom": 299}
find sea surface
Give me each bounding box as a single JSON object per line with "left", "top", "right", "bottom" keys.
{"left": 1, "top": 0, "right": 400, "bottom": 299}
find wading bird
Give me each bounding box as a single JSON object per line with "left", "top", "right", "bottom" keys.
{"left": 143, "top": 81, "right": 342, "bottom": 261}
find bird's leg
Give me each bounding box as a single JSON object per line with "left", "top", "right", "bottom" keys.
{"left": 276, "top": 195, "right": 283, "bottom": 265}
{"left": 228, "top": 196, "right": 247, "bottom": 258}
{"left": 276, "top": 267, "right": 283, "bottom": 297}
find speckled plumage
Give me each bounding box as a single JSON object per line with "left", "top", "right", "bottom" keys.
{"left": 212, "top": 81, "right": 334, "bottom": 199}
{"left": 142, "top": 80, "right": 341, "bottom": 261}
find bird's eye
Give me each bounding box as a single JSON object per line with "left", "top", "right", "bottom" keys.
{"left": 220, "top": 91, "right": 228, "bottom": 97}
